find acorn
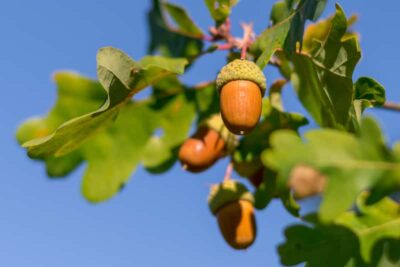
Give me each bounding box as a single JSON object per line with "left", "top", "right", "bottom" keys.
{"left": 288, "top": 165, "right": 327, "bottom": 199}
{"left": 178, "top": 114, "right": 236, "bottom": 173}
{"left": 208, "top": 180, "right": 257, "bottom": 250}
{"left": 216, "top": 59, "right": 267, "bottom": 135}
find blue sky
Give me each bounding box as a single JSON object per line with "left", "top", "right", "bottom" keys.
{"left": 1, "top": 1, "right": 400, "bottom": 266}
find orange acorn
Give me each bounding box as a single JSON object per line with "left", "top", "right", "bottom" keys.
{"left": 178, "top": 115, "right": 236, "bottom": 173}
{"left": 209, "top": 180, "right": 257, "bottom": 250}
{"left": 216, "top": 59, "right": 266, "bottom": 135}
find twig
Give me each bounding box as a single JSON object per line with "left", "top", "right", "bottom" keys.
{"left": 379, "top": 101, "right": 400, "bottom": 112}
{"left": 240, "top": 23, "right": 254, "bottom": 60}
{"left": 217, "top": 43, "right": 233, "bottom": 50}
{"left": 223, "top": 162, "right": 233, "bottom": 181}
{"left": 201, "top": 34, "right": 214, "bottom": 42}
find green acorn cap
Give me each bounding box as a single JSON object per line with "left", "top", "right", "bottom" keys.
{"left": 208, "top": 180, "right": 254, "bottom": 215}
{"left": 216, "top": 59, "right": 267, "bottom": 95}
{"left": 199, "top": 114, "right": 238, "bottom": 153}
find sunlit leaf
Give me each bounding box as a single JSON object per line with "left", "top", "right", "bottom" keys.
{"left": 163, "top": 2, "right": 204, "bottom": 37}
{"left": 264, "top": 117, "right": 400, "bottom": 221}
{"left": 290, "top": 4, "right": 361, "bottom": 130}
{"left": 251, "top": 0, "right": 327, "bottom": 69}
{"left": 16, "top": 72, "right": 106, "bottom": 177}
{"left": 22, "top": 47, "right": 188, "bottom": 159}
{"left": 148, "top": 0, "right": 204, "bottom": 58}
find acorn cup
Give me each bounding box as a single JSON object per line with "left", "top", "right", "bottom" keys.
{"left": 208, "top": 180, "right": 257, "bottom": 250}
{"left": 178, "top": 114, "right": 236, "bottom": 173}
{"left": 216, "top": 59, "right": 267, "bottom": 135}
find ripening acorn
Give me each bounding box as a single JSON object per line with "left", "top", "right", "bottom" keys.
{"left": 178, "top": 114, "right": 236, "bottom": 173}
{"left": 216, "top": 59, "right": 267, "bottom": 135}
{"left": 208, "top": 180, "right": 257, "bottom": 250}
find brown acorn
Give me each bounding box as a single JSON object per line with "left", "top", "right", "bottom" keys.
{"left": 288, "top": 165, "right": 327, "bottom": 199}
{"left": 217, "top": 200, "right": 256, "bottom": 249}
{"left": 178, "top": 127, "right": 225, "bottom": 172}
{"left": 209, "top": 180, "right": 257, "bottom": 250}
{"left": 216, "top": 59, "right": 267, "bottom": 135}
{"left": 178, "top": 115, "right": 236, "bottom": 173}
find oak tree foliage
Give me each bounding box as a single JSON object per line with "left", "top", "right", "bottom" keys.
{"left": 16, "top": 0, "right": 399, "bottom": 265}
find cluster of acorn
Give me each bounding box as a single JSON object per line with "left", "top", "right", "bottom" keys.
{"left": 178, "top": 59, "right": 266, "bottom": 250}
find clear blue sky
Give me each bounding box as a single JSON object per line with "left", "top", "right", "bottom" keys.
{"left": 1, "top": 1, "right": 400, "bottom": 266}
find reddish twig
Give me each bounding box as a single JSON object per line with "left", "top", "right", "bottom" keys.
{"left": 223, "top": 162, "right": 233, "bottom": 181}
{"left": 217, "top": 43, "right": 234, "bottom": 50}
{"left": 239, "top": 23, "right": 255, "bottom": 60}
{"left": 379, "top": 102, "right": 400, "bottom": 112}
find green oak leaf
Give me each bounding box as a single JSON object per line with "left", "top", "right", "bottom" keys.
{"left": 151, "top": 75, "right": 185, "bottom": 98}
{"left": 80, "top": 90, "right": 199, "bottom": 201}
{"left": 263, "top": 117, "right": 400, "bottom": 221}
{"left": 22, "top": 47, "right": 188, "bottom": 159}
{"left": 251, "top": 15, "right": 292, "bottom": 69}
{"left": 303, "top": 12, "right": 358, "bottom": 52}
{"left": 253, "top": 168, "right": 278, "bottom": 210}
{"left": 141, "top": 92, "right": 197, "bottom": 173}
{"left": 81, "top": 101, "right": 154, "bottom": 202}
{"left": 284, "top": 0, "right": 327, "bottom": 52}
{"left": 290, "top": 4, "right": 362, "bottom": 130}
{"left": 193, "top": 82, "right": 219, "bottom": 122}
{"left": 16, "top": 72, "right": 106, "bottom": 177}
{"left": 148, "top": 0, "right": 204, "bottom": 58}
{"left": 251, "top": 0, "right": 327, "bottom": 69}
{"left": 270, "top": 0, "right": 297, "bottom": 25}
{"left": 353, "top": 77, "right": 386, "bottom": 120}
{"left": 163, "top": 2, "right": 204, "bottom": 37}
{"left": 204, "top": 0, "right": 239, "bottom": 26}
{"left": 278, "top": 196, "right": 400, "bottom": 266}
{"left": 279, "top": 224, "right": 358, "bottom": 267}
{"left": 143, "top": 81, "right": 218, "bottom": 173}
{"left": 82, "top": 81, "right": 216, "bottom": 200}
{"left": 336, "top": 193, "right": 400, "bottom": 263}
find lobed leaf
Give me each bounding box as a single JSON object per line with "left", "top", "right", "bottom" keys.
{"left": 22, "top": 47, "right": 188, "bottom": 159}
{"left": 18, "top": 67, "right": 220, "bottom": 202}
{"left": 148, "top": 0, "right": 204, "bottom": 58}
{"left": 263, "top": 117, "right": 400, "bottom": 221}
{"left": 16, "top": 72, "right": 106, "bottom": 177}
{"left": 163, "top": 2, "right": 204, "bottom": 37}
{"left": 290, "top": 4, "right": 362, "bottom": 130}
{"left": 279, "top": 196, "right": 400, "bottom": 266}
{"left": 251, "top": 0, "right": 327, "bottom": 69}
{"left": 81, "top": 91, "right": 197, "bottom": 201}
